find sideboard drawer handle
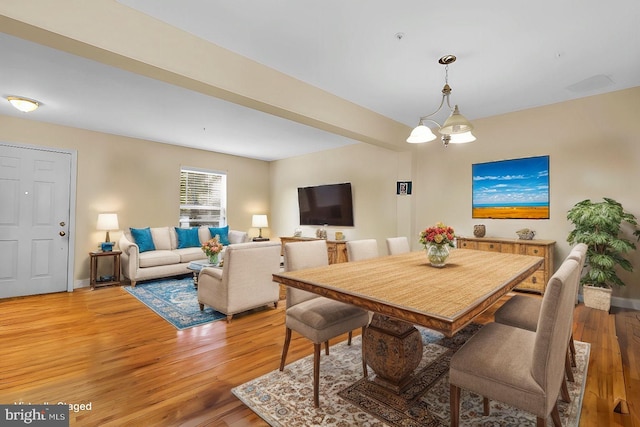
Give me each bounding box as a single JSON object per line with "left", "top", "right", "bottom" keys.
{"left": 533, "top": 249, "right": 539, "bottom": 254}
{"left": 489, "top": 244, "right": 494, "bottom": 249}
{"left": 532, "top": 276, "right": 537, "bottom": 283}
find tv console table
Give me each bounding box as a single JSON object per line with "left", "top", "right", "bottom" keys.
{"left": 279, "top": 236, "right": 348, "bottom": 264}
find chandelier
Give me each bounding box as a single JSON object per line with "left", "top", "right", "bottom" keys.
{"left": 406, "top": 55, "right": 475, "bottom": 146}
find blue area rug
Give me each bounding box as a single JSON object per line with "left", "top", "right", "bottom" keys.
{"left": 124, "top": 276, "right": 225, "bottom": 330}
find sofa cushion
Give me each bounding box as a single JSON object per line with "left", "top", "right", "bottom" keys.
{"left": 175, "top": 247, "right": 207, "bottom": 263}
{"left": 198, "top": 227, "right": 211, "bottom": 245}
{"left": 209, "top": 225, "right": 230, "bottom": 245}
{"left": 175, "top": 227, "right": 201, "bottom": 249}
{"left": 130, "top": 227, "right": 156, "bottom": 252}
{"left": 138, "top": 250, "right": 180, "bottom": 268}
{"left": 150, "top": 227, "right": 172, "bottom": 250}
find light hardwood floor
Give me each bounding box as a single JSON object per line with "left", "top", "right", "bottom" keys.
{"left": 0, "top": 285, "right": 638, "bottom": 426}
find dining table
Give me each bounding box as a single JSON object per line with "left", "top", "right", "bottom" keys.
{"left": 272, "top": 247, "right": 544, "bottom": 393}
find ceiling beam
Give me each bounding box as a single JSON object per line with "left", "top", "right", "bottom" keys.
{"left": 0, "top": 0, "right": 411, "bottom": 152}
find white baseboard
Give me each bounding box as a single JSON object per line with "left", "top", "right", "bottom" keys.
{"left": 74, "top": 279, "right": 90, "bottom": 289}
{"left": 611, "top": 296, "right": 640, "bottom": 310}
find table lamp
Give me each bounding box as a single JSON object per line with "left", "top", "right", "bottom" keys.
{"left": 252, "top": 214, "right": 269, "bottom": 241}
{"left": 97, "top": 213, "right": 119, "bottom": 251}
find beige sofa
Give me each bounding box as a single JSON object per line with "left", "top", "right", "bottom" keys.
{"left": 197, "top": 240, "right": 282, "bottom": 322}
{"left": 119, "top": 226, "right": 248, "bottom": 286}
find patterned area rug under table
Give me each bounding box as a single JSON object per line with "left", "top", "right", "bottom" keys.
{"left": 232, "top": 324, "right": 589, "bottom": 427}
{"left": 123, "top": 276, "right": 225, "bottom": 330}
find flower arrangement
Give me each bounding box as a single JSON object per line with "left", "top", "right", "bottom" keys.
{"left": 419, "top": 222, "right": 456, "bottom": 248}
{"left": 202, "top": 236, "right": 224, "bottom": 258}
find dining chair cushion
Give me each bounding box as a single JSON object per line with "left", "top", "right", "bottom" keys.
{"left": 286, "top": 297, "right": 370, "bottom": 344}
{"left": 532, "top": 260, "right": 580, "bottom": 388}
{"left": 494, "top": 295, "right": 540, "bottom": 331}
{"left": 346, "top": 239, "right": 379, "bottom": 261}
{"left": 450, "top": 258, "right": 580, "bottom": 420}
{"left": 386, "top": 237, "right": 410, "bottom": 255}
{"left": 450, "top": 322, "right": 542, "bottom": 413}
{"left": 284, "top": 240, "right": 329, "bottom": 307}
{"left": 494, "top": 243, "right": 588, "bottom": 331}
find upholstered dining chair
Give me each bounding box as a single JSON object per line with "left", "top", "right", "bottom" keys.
{"left": 449, "top": 258, "right": 581, "bottom": 427}
{"left": 346, "top": 239, "right": 379, "bottom": 261}
{"left": 279, "top": 240, "right": 370, "bottom": 408}
{"left": 385, "top": 236, "right": 410, "bottom": 255}
{"left": 493, "top": 243, "right": 587, "bottom": 381}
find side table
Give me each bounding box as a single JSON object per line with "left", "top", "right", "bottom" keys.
{"left": 89, "top": 250, "right": 122, "bottom": 290}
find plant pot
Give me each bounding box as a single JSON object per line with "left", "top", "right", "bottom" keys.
{"left": 582, "top": 285, "right": 612, "bottom": 312}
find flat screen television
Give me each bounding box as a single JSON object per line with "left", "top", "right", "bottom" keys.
{"left": 298, "top": 183, "right": 354, "bottom": 226}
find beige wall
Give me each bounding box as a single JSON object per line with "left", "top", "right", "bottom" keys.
{"left": 271, "top": 87, "right": 640, "bottom": 307}
{"left": 2, "top": 87, "right": 639, "bottom": 306}
{"left": 0, "top": 115, "right": 270, "bottom": 285}
{"left": 270, "top": 143, "right": 403, "bottom": 256}
{"left": 410, "top": 87, "right": 640, "bottom": 305}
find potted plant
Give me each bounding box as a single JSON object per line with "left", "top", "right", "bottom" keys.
{"left": 566, "top": 198, "right": 640, "bottom": 311}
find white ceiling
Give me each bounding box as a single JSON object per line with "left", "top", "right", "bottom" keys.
{"left": 1, "top": 1, "right": 639, "bottom": 161}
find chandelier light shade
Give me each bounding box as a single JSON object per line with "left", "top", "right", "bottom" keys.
{"left": 448, "top": 131, "right": 477, "bottom": 144}
{"left": 6, "top": 96, "right": 40, "bottom": 113}
{"left": 406, "top": 55, "right": 475, "bottom": 146}
{"left": 406, "top": 124, "right": 437, "bottom": 143}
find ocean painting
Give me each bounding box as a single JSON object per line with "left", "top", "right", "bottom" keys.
{"left": 472, "top": 155, "right": 550, "bottom": 219}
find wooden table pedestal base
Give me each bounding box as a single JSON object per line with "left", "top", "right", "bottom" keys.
{"left": 363, "top": 313, "right": 423, "bottom": 393}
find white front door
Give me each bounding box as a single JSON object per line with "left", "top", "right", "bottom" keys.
{"left": 0, "top": 144, "right": 72, "bottom": 298}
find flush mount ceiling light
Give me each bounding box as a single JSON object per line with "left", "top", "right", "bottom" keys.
{"left": 6, "top": 96, "right": 40, "bottom": 113}
{"left": 406, "top": 55, "right": 475, "bottom": 146}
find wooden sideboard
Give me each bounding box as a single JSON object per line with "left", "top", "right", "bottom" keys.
{"left": 456, "top": 237, "right": 555, "bottom": 294}
{"left": 279, "top": 236, "right": 348, "bottom": 264}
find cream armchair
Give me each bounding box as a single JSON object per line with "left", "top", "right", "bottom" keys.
{"left": 197, "top": 241, "right": 281, "bottom": 322}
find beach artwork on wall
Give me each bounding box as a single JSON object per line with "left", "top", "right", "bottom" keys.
{"left": 472, "top": 155, "right": 550, "bottom": 219}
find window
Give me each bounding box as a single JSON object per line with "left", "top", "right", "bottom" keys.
{"left": 179, "top": 167, "right": 226, "bottom": 228}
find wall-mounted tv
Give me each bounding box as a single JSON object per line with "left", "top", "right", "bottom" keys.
{"left": 298, "top": 183, "right": 354, "bottom": 226}
{"left": 472, "top": 155, "right": 550, "bottom": 219}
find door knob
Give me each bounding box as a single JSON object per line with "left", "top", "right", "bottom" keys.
{"left": 59, "top": 221, "right": 66, "bottom": 226}
{"left": 59, "top": 231, "right": 66, "bottom": 236}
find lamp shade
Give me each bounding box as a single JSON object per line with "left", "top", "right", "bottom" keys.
{"left": 252, "top": 214, "right": 269, "bottom": 228}
{"left": 439, "top": 105, "right": 474, "bottom": 135}
{"left": 97, "top": 213, "right": 119, "bottom": 231}
{"left": 406, "top": 125, "right": 437, "bottom": 143}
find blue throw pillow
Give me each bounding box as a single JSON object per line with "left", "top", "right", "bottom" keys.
{"left": 209, "top": 225, "right": 230, "bottom": 246}
{"left": 175, "top": 227, "right": 201, "bottom": 249}
{"left": 130, "top": 227, "right": 156, "bottom": 252}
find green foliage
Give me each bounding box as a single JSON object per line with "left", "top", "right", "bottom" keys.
{"left": 567, "top": 198, "right": 638, "bottom": 288}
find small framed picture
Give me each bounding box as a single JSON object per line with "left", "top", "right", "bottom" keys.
{"left": 397, "top": 181, "right": 412, "bottom": 195}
